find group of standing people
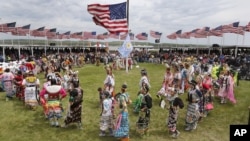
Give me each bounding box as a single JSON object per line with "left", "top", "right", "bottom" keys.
{"left": 156, "top": 54, "right": 237, "bottom": 138}
{"left": 0, "top": 51, "right": 239, "bottom": 140}
{"left": 0, "top": 58, "right": 84, "bottom": 129}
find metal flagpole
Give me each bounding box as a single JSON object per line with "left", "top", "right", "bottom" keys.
{"left": 44, "top": 30, "right": 47, "bottom": 56}
{"left": 1, "top": 20, "right": 6, "bottom": 60}
{"left": 125, "top": 0, "right": 130, "bottom": 73}
{"left": 17, "top": 28, "right": 21, "bottom": 59}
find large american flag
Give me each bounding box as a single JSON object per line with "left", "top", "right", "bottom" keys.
{"left": 83, "top": 31, "right": 96, "bottom": 39}
{"left": 135, "top": 32, "right": 148, "bottom": 40}
{"left": 0, "top": 22, "right": 16, "bottom": 32}
{"left": 166, "top": 30, "right": 181, "bottom": 39}
{"left": 150, "top": 30, "right": 162, "bottom": 39}
{"left": 30, "top": 27, "right": 46, "bottom": 37}
{"left": 11, "top": 24, "right": 30, "bottom": 36}
{"left": 87, "top": 2, "right": 128, "bottom": 34}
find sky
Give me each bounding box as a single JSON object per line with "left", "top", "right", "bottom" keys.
{"left": 1, "top": 0, "right": 250, "bottom": 46}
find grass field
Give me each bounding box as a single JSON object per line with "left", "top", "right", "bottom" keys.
{"left": 0, "top": 63, "right": 249, "bottom": 141}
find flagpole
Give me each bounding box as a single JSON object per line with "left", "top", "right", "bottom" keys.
{"left": 125, "top": 0, "right": 129, "bottom": 73}
{"left": 127, "top": 0, "right": 129, "bottom": 26}
{"left": 17, "top": 29, "right": 21, "bottom": 60}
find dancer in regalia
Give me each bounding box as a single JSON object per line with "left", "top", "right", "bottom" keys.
{"left": 39, "top": 78, "right": 67, "bottom": 127}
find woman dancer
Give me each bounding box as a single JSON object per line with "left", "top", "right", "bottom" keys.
{"left": 167, "top": 87, "right": 184, "bottom": 138}
{"left": 63, "top": 80, "right": 83, "bottom": 129}
{"left": 114, "top": 84, "right": 130, "bottom": 141}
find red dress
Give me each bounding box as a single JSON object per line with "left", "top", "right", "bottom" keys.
{"left": 14, "top": 74, "right": 24, "bottom": 101}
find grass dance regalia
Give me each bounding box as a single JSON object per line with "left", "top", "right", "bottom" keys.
{"left": 22, "top": 71, "right": 40, "bottom": 110}
{"left": 136, "top": 84, "right": 152, "bottom": 136}
{"left": 39, "top": 78, "right": 67, "bottom": 127}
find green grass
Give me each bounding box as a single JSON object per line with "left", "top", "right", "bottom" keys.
{"left": 0, "top": 63, "right": 249, "bottom": 141}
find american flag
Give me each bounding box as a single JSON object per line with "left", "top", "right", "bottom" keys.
{"left": 47, "top": 32, "right": 60, "bottom": 39}
{"left": 11, "top": 24, "right": 30, "bottom": 36}
{"left": 30, "top": 27, "right": 46, "bottom": 37}
{"left": 179, "top": 32, "right": 191, "bottom": 39}
{"left": 135, "top": 32, "right": 148, "bottom": 40}
{"left": 97, "top": 32, "right": 109, "bottom": 40}
{"left": 120, "top": 33, "right": 126, "bottom": 40}
{"left": 129, "top": 33, "right": 134, "bottom": 40}
{"left": 71, "top": 32, "right": 83, "bottom": 39}
{"left": 0, "top": 22, "right": 16, "bottom": 32}
{"left": 245, "top": 22, "right": 250, "bottom": 32}
{"left": 166, "top": 30, "right": 181, "bottom": 39}
{"left": 196, "top": 27, "right": 210, "bottom": 35}
{"left": 121, "top": 33, "right": 134, "bottom": 40}
{"left": 87, "top": 2, "right": 128, "bottom": 34}
{"left": 46, "top": 28, "right": 57, "bottom": 39}
{"left": 59, "top": 31, "right": 71, "bottom": 39}
{"left": 83, "top": 31, "right": 96, "bottom": 39}
{"left": 189, "top": 29, "right": 199, "bottom": 37}
{"left": 109, "top": 33, "right": 120, "bottom": 39}
{"left": 222, "top": 21, "right": 239, "bottom": 33}
{"left": 150, "top": 30, "right": 162, "bottom": 39}
{"left": 207, "top": 26, "right": 223, "bottom": 37}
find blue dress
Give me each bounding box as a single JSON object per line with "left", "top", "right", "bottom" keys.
{"left": 114, "top": 111, "right": 129, "bottom": 138}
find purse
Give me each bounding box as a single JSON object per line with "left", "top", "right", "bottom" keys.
{"left": 205, "top": 103, "right": 214, "bottom": 110}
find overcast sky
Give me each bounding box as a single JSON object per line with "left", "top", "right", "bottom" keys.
{"left": 1, "top": 0, "right": 250, "bottom": 45}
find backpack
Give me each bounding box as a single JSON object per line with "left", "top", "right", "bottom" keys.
{"left": 145, "top": 94, "right": 153, "bottom": 109}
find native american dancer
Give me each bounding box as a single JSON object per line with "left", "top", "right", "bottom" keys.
{"left": 156, "top": 67, "right": 173, "bottom": 98}
{"left": 22, "top": 71, "right": 40, "bottom": 110}
{"left": 62, "top": 71, "right": 71, "bottom": 91}
{"left": 63, "top": 80, "right": 83, "bottom": 129}
{"left": 0, "top": 68, "right": 15, "bottom": 101}
{"left": 40, "top": 75, "right": 53, "bottom": 118}
{"left": 39, "top": 78, "right": 67, "bottom": 127}
{"left": 136, "top": 84, "right": 152, "bottom": 136}
{"left": 166, "top": 87, "right": 184, "bottom": 138}
{"left": 185, "top": 80, "right": 202, "bottom": 131}
{"left": 99, "top": 91, "right": 113, "bottom": 136}
{"left": 139, "top": 69, "right": 151, "bottom": 91}
{"left": 200, "top": 72, "right": 213, "bottom": 117}
{"left": 218, "top": 70, "right": 236, "bottom": 104}
{"left": 103, "top": 66, "right": 115, "bottom": 97}
{"left": 114, "top": 84, "right": 130, "bottom": 141}
{"left": 14, "top": 70, "right": 24, "bottom": 101}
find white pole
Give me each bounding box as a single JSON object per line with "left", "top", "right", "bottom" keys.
{"left": 17, "top": 29, "right": 21, "bottom": 60}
